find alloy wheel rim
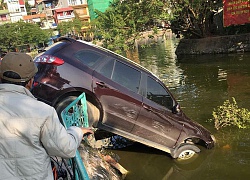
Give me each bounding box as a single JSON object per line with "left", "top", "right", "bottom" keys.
{"left": 178, "top": 150, "right": 196, "bottom": 160}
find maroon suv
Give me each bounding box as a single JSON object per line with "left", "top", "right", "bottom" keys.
{"left": 32, "top": 37, "right": 215, "bottom": 160}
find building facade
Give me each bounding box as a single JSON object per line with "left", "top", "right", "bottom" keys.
{"left": 5, "top": 0, "right": 27, "bottom": 22}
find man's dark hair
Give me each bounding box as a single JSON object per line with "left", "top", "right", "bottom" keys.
{"left": 1, "top": 71, "right": 29, "bottom": 86}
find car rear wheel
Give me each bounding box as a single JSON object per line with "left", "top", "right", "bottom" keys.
{"left": 55, "top": 96, "right": 100, "bottom": 127}
{"left": 173, "top": 144, "right": 200, "bottom": 160}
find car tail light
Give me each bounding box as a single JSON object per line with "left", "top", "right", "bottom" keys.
{"left": 34, "top": 55, "right": 64, "bottom": 66}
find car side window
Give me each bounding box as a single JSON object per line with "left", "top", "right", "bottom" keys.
{"left": 147, "top": 76, "right": 173, "bottom": 109}
{"left": 74, "top": 50, "right": 106, "bottom": 68}
{"left": 112, "top": 61, "right": 141, "bottom": 93}
{"left": 96, "top": 59, "right": 115, "bottom": 78}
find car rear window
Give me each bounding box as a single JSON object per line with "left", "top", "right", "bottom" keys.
{"left": 74, "top": 50, "right": 106, "bottom": 68}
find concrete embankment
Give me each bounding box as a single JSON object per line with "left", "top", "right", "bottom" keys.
{"left": 134, "top": 29, "right": 174, "bottom": 46}
{"left": 175, "top": 33, "right": 250, "bottom": 56}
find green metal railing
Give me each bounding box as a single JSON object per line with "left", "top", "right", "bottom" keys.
{"left": 61, "top": 93, "right": 90, "bottom": 180}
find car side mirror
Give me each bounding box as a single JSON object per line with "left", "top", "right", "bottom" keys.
{"left": 172, "top": 103, "right": 180, "bottom": 114}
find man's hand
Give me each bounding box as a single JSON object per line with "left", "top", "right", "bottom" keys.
{"left": 81, "top": 127, "right": 93, "bottom": 136}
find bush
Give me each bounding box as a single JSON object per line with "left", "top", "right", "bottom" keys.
{"left": 211, "top": 97, "right": 250, "bottom": 130}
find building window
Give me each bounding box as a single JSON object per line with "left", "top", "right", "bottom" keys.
{"left": 20, "top": 7, "right": 25, "bottom": 12}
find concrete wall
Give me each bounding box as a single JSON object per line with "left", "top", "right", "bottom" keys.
{"left": 175, "top": 33, "right": 250, "bottom": 56}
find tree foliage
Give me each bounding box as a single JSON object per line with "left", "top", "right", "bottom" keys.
{"left": 25, "top": 1, "right": 32, "bottom": 14}
{"left": 169, "top": 0, "right": 222, "bottom": 39}
{"left": 89, "top": 0, "right": 223, "bottom": 51}
{"left": 57, "top": 21, "right": 73, "bottom": 36}
{"left": 90, "top": 0, "right": 225, "bottom": 51}
{"left": 91, "top": 0, "right": 169, "bottom": 53}
{"left": 0, "top": 21, "right": 51, "bottom": 52}
{"left": 57, "top": 18, "right": 84, "bottom": 37}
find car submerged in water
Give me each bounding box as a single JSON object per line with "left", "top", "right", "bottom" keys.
{"left": 32, "top": 37, "right": 215, "bottom": 160}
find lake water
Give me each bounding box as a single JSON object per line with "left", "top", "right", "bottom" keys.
{"left": 112, "top": 37, "right": 250, "bottom": 180}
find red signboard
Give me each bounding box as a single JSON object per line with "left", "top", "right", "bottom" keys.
{"left": 223, "top": 0, "right": 250, "bottom": 27}
{"left": 19, "top": 0, "right": 24, "bottom": 5}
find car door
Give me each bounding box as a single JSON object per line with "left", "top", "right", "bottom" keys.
{"left": 131, "top": 75, "right": 182, "bottom": 148}
{"left": 92, "top": 58, "right": 143, "bottom": 133}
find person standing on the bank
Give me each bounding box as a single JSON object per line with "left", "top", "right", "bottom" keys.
{"left": 0, "top": 52, "right": 93, "bottom": 180}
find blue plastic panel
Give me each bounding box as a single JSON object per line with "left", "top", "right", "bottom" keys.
{"left": 60, "top": 93, "right": 90, "bottom": 180}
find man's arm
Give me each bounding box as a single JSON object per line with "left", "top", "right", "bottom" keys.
{"left": 40, "top": 107, "right": 91, "bottom": 158}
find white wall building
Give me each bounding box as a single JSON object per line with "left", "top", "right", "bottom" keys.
{"left": 5, "top": 0, "right": 27, "bottom": 22}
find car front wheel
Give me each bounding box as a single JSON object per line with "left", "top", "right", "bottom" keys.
{"left": 173, "top": 144, "right": 200, "bottom": 160}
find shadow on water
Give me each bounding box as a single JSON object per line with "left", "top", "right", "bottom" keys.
{"left": 113, "top": 39, "right": 250, "bottom": 180}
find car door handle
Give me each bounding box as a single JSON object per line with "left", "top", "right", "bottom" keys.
{"left": 143, "top": 104, "right": 152, "bottom": 111}
{"left": 96, "top": 81, "right": 108, "bottom": 88}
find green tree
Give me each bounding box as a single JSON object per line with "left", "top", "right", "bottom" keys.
{"left": 169, "top": 0, "right": 222, "bottom": 38}
{"left": 0, "top": 22, "right": 50, "bottom": 52}
{"left": 91, "top": 0, "right": 168, "bottom": 53}
{"left": 0, "top": 23, "right": 21, "bottom": 51}
{"left": 57, "top": 18, "right": 84, "bottom": 37}
{"left": 73, "top": 11, "right": 86, "bottom": 37}
{"left": 18, "top": 21, "right": 51, "bottom": 44}
{"left": 92, "top": 0, "right": 224, "bottom": 43}
{"left": 25, "top": 0, "right": 32, "bottom": 14}
{"left": 57, "top": 21, "right": 73, "bottom": 36}
{"left": 72, "top": 18, "right": 84, "bottom": 36}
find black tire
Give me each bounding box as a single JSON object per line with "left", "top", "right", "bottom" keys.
{"left": 172, "top": 144, "right": 200, "bottom": 160}
{"left": 55, "top": 96, "right": 100, "bottom": 127}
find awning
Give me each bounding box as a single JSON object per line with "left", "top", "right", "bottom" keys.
{"left": 23, "top": 13, "right": 46, "bottom": 20}
{"left": 54, "top": 7, "right": 74, "bottom": 13}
